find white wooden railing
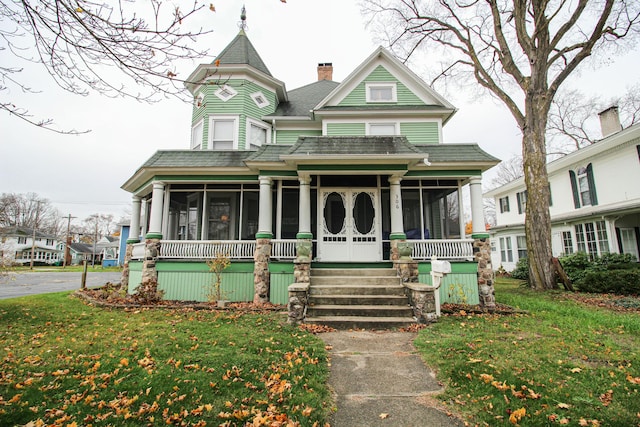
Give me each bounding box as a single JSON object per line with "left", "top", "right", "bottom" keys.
{"left": 159, "top": 240, "right": 256, "bottom": 259}
{"left": 131, "top": 242, "right": 145, "bottom": 260}
{"left": 411, "top": 239, "right": 475, "bottom": 260}
{"left": 271, "top": 239, "right": 297, "bottom": 259}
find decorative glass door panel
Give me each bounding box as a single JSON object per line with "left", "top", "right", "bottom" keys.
{"left": 319, "top": 189, "right": 380, "bottom": 261}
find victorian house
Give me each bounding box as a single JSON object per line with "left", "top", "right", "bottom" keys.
{"left": 121, "top": 16, "right": 499, "bottom": 326}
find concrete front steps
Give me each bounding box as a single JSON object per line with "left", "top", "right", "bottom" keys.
{"left": 304, "top": 268, "right": 416, "bottom": 329}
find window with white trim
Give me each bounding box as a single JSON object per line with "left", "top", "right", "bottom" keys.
{"left": 246, "top": 119, "right": 270, "bottom": 150}
{"left": 250, "top": 91, "right": 270, "bottom": 108}
{"left": 366, "top": 82, "right": 397, "bottom": 103}
{"left": 18, "top": 237, "right": 27, "bottom": 244}
{"left": 562, "top": 231, "right": 574, "bottom": 254}
{"left": 208, "top": 116, "right": 238, "bottom": 150}
{"left": 500, "top": 236, "right": 513, "bottom": 263}
{"left": 214, "top": 85, "right": 237, "bottom": 102}
{"left": 516, "top": 235, "right": 527, "bottom": 259}
{"left": 575, "top": 220, "right": 608, "bottom": 259}
{"left": 368, "top": 123, "right": 397, "bottom": 136}
{"left": 499, "top": 196, "right": 510, "bottom": 213}
{"left": 516, "top": 190, "right": 527, "bottom": 214}
{"left": 191, "top": 120, "right": 204, "bottom": 150}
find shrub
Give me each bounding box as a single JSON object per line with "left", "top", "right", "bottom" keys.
{"left": 577, "top": 269, "right": 640, "bottom": 295}
{"left": 559, "top": 252, "right": 593, "bottom": 285}
{"left": 510, "top": 257, "right": 529, "bottom": 281}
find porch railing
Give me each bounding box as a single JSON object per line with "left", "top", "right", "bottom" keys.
{"left": 159, "top": 240, "right": 256, "bottom": 260}
{"left": 411, "top": 239, "right": 475, "bottom": 260}
{"left": 271, "top": 239, "right": 297, "bottom": 259}
{"left": 131, "top": 242, "right": 145, "bottom": 260}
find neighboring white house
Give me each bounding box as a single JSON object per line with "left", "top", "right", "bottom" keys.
{"left": 485, "top": 107, "right": 640, "bottom": 271}
{"left": 0, "top": 227, "right": 63, "bottom": 265}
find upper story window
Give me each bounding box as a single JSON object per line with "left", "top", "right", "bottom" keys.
{"left": 209, "top": 116, "right": 238, "bottom": 150}
{"left": 499, "top": 196, "right": 510, "bottom": 213}
{"left": 516, "top": 190, "right": 527, "bottom": 214}
{"left": 366, "top": 82, "right": 397, "bottom": 103}
{"left": 569, "top": 163, "right": 598, "bottom": 208}
{"left": 191, "top": 120, "right": 204, "bottom": 150}
{"left": 250, "top": 92, "right": 270, "bottom": 108}
{"left": 46, "top": 239, "right": 54, "bottom": 246}
{"left": 214, "top": 85, "right": 238, "bottom": 102}
{"left": 367, "top": 122, "right": 397, "bottom": 135}
{"left": 17, "top": 237, "right": 27, "bottom": 244}
{"left": 247, "top": 119, "right": 270, "bottom": 150}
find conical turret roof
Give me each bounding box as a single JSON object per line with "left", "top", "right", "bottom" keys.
{"left": 214, "top": 30, "right": 272, "bottom": 77}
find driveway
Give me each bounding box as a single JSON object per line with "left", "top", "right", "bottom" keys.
{"left": 0, "top": 271, "right": 121, "bottom": 300}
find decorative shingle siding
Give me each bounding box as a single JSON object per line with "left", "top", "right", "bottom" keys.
{"left": 275, "top": 129, "right": 322, "bottom": 145}
{"left": 326, "top": 122, "right": 366, "bottom": 136}
{"left": 338, "top": 65, "right": 423, "bottom": 106}
{"left": 401, "top": 122, "right": 439, "bottom": 145}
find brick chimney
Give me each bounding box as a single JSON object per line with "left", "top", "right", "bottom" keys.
{"left": 317, "top": 63, "right": 333, "bottom": 81}
{"left": 598, "top": 106, "right": 622, "bottom": 138}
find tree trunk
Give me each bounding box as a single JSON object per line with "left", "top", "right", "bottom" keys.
{"left": 522, "top": 96, "right": 557, "bottom": 290}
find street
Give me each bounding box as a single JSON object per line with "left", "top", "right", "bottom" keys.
{"left": 0, "top": 271, "right": 122, "bottom": 300}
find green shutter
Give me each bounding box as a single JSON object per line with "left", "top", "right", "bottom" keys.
{"left": 569, "top": 170, "right": 580, "bottom": 208}
{"left": 586, "top": 163, "right": 598, "bottom": 206}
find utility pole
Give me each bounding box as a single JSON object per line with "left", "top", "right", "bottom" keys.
{"left": 29, "top": 201, "right": 42, "bottom": 271}
{"left": 92, "top": 220, "right": 98, "bottom": 268}
{"left": 62, "top": 214, "right": 76, "bottom": 269}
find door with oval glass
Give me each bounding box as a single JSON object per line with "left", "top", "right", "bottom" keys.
{"left": 319, "top": 189, "right": 380, "bottom": 261}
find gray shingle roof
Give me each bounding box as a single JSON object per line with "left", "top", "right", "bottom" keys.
{"left": 142, "top": 150, "right": 254, "bottom": 168}
{"left": 414, "top": 144, "right": 500, "bottom": 163}
{"left": 266, "top": 80, "right": 340, "bottom": 118}
{"left": 286, "top": 136, "right": 423, "bottom": 156}
{"left": 215, "top": 30, "right": 272, "bottom": 77}
{"left": 245, "top": 145, "right": 293, "bottom": 162}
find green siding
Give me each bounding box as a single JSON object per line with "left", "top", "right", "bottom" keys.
{"left": 326, "top": 122, "right": 366, "bottom": 136}
{"left": 418, "top": 272, "right": 480, "bottom": 305}
{"left": 339, "top": 66, "right": 423, "bottom": 106}
{"left": 158, "top": 271, "right": 254, "bottom": 302}
{"left": 400, "top": 122, "right": 439, "bottom": 145}
{"left": 275, "top": 129, "right": 322, "bottom": 145}
{"left": 128, "top": 261, "right": 143, "bottom": 293}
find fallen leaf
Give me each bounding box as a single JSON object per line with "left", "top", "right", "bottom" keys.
{"left": 570, "top": 367, "right": 582, "bottom": 373}
{"left": 557, "top": 403, "right": 570, "bottom": 409}
{"left": 379, "top": 413, "right": 389, "bottom": 419}
{"left": 509, "top": 407, "right": 525, "bottom": 424}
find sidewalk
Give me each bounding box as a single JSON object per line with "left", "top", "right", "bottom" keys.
{"left": 321, "top": 330, "right": 464, "bottom": 427}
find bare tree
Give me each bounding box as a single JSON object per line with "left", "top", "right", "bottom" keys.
{"left": 81, "top": 213, "right": 116, "bottom": 244}
{"left": 364, "top": 0, "right": 640, "bottom": 290}
{"left": 0, "top": 192, "right": 63, "bottom": 235}
{"left": 1, "top": 0, "right": 214, "bottom": 133}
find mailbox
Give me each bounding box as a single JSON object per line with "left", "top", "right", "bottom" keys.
{"left": 432, "top": 259, "right": 451, "bottom": 274}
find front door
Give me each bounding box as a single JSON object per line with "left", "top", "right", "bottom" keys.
{"left": 319, "top": 189, "right": 380, "bottom": 261}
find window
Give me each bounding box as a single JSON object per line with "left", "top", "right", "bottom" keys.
{"left": 366, "top": 82, "right": 397, "bottom": 103}
{"left": 208, "top": 116, "right": 238, "bottom": 150}
{"left": 569, "top": 164, "right": 598, "bottom": 208}
{"left": 500, "top": 236, "right": 513, "bottom": 263}
{"left": 250, "top": 91, "right": 270, "bottom": 108}
{"left": 17, "top": 237, "right": 27, "bottom": 244}
{"left": 368, "top": 123, "right": 397, "bottom": 136}
{"left": 46, "top": 239, "right": 53, "bottom": 246}
{"left": 499, "top": 196, "right": 510, "bottom": 213}
{"left": 516, "top": 190, "right": 527, "bottom": 214}
{"left": 214, "top": 85, "right": 237, "bottom": 102}
{"left": 575, "top": 221, "right": 608, "bottom": 259}
{"left": 562, "top": 231, "right": 574, "bottom": 254}
{"left": 247, "top": 119, "right": 270, "bottom": 149}
{"left": 595, "top": 220, "right": 609, "bottom": 254}
{"left": 191, "top": 120, "right": 204, "bottom": 150}
{"left": 516, "top": 235, "right": 527, "bottom": 259}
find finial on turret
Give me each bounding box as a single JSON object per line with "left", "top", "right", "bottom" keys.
{"left": 239, "top": 5, "right": 247, "bottom": 31}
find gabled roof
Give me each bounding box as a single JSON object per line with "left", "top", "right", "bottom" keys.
{"left": 69, "top": 242, "right": 92, "bottom": 254}
{"left": 0, "top": 226, "right": 57, "bottom": 240}
{"left": 214, "top": 30, "right": 272, "bottom": 77}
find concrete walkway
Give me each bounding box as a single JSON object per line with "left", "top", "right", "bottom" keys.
{"left": 321, "top": 331, "right": 464, "bottom": 427}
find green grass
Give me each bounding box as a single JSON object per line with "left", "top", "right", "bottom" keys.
{"left": 0, "top": 293, "right": 331, "bottom": 426}
{"left": 12, "top": 265, "right": 122, "bottom": 273}
{"left": 416, "top": 278, "right": 640, "bottom": 426}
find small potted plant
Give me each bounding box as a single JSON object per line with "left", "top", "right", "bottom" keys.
{"left": 206, "top": 252, "right": 231, "bottom": 307}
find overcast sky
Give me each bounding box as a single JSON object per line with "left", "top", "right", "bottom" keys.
{"left": 2, "top": 0, "right": 639, "bottom": 227}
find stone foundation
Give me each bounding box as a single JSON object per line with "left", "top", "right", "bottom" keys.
{"left": 253, "top": 238, "right": 271, "bottom": 304}
{"left": 395, "top": 259, "right": 419, "bottom": 283}
{"left": 404, "top": 283, "right": 437, "bottom": 323}
{"left": 136, "top": 238, "right": 163, "bottom": 302}
{"left": 120, "top": 243, "right": 134, "bottom": 292}
{"left": 474, "top": 237, "right": 496, "bottom": 312}
{"left": 287, "top": 283, "right": 309, "bottom": 325}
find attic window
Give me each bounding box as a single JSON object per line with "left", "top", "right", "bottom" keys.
{"left": 250, "top": 91, "right": 270, "bottom": 108}
{"left": 366, "top": 82, "right": 397, "bottom": 103}
{"left": 214, "top": 85, "right": 238, "bottom": 102}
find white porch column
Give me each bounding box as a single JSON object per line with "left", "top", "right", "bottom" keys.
{"left": 257, "top": 176, "right": 273, "bottom": 238}
{"left": 469, "top": 176, "right": 488, "bottom": 237}
{"left": 146, "top": 181, "right": 165, "bottom": 239}
{"left": 297, "top": 175, "right": 312, "bottom": 239}
{"left": 389, "top": 175, "right": 406, "bottom": 239}
{"left": 127, "top": 196, "right": 142, "bottom": 243}
{"left": 140, "top": 199, "right": 148, "bottom": 237}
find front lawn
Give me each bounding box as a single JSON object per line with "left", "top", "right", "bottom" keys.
{"left": 417, "top": 278, "right": 640, "bottom": 426}
{"left": 0, "top": 293, "right": 331, "bottom": 426}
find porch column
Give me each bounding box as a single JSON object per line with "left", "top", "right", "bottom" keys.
{"left": 297, "top": 175, "right": 312, "bottom": 239}
{"left": 257, "top": 176, "right": 273, "bottom": 238}
{"left": 469, "top": 176, "right": 486, "bottom": 235}
{"left": 140, "top": 199, "right": 148, "bottom": 238}
{"left": 147, "top": 181, "right": 165, "bottom": 239}
{"left": 127, "top": 196, "right": 142, "bottom": 244}
{"left": 254, "top": 176, "right": 273, "bottom": 304}
{"left": 294, "top": 174, "right": 312, "bottom": 286}
{"left": 121, "top": 195, "right": 141, "bottom": 292}
{"left": 389, "top": 175, "right": 405, "bottom": 239}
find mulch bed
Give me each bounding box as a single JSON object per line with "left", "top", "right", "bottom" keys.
{"left": 556, "top": 292, "right": 640, "bottom": 314}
